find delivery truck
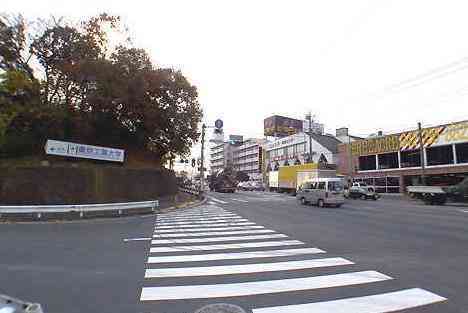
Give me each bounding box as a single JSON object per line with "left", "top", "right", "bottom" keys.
{"left": 268, "top": 163, "right": 337, "bottom": 194}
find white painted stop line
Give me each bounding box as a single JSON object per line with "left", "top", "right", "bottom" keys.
{"left": 145, "top": 257, "right": 353, "bottom": 278}
{"left": 149, "top": 240, "right": 304, "bottom": 253}
{"left": 155, "top": 222, "right": 256, "bottom": 229}
{"left": 153, "top": 229, "right": 275, "bottom": 238}
{"left": 151, "top": 233, "right": 287, "bottom": 244}
{"left": 154, "top": 225, "right": 265, "bottom": 233}
{"left": 252, "top": 288, "right": 447, "bottom": 313}
{"left": 147, "top": 247, "right": 326, "bottom": 263}
{"left": 140, "top": 271, "right": 392, "bottom": 301}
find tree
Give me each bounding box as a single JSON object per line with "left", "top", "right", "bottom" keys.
{"left": 0, "top": 13, "right": 202, "bottom": 162}
{"left": 236, "top": 171, "right": 250, "bottom": 182}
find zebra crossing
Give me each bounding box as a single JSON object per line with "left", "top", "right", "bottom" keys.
{"left": 141, "top": 204, "right": 447, "bottom": 312}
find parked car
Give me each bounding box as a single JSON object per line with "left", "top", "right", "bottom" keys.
{"left": 348, "top": 183, "right": 379, "bottom": 200}
{"left": 296, "top": 178, "right": 345, "bottom": 208}
{"left": 248, "top": 181, "right": 265, "bottom": 191}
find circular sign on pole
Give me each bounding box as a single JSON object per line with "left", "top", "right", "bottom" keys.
{"left": 214, "top": 119, "right": 223, "bottom": 129}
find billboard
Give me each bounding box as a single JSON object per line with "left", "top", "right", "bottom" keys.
{"left": 264, "top": 115, "right": 303, "bottom": 137}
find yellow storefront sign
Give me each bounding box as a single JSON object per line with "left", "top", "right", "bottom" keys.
{"left": 438, "top": 121, "right": 468, "bottom": 144}
{"left": 351, "top": 135, "right": 399, "bottom": 156}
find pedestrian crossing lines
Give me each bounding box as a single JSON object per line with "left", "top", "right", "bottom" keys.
{"left": 141, "top": 204, "right": 447, "bottom": 312}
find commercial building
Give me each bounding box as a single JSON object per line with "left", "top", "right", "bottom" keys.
{"left": 232, "top": 138, "right": 266, "bottom": 181}
{"left": 264, "top": 131, "right": 342, "bottom": 170}
{"left": 337, "top": 120, "right": 468, "bottom": 193}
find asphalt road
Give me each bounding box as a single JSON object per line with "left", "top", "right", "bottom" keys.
{"left": 1, "top": 191, "right": 467, "bottom": 313}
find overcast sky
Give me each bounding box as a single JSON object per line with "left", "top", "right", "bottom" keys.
{"left": 5, "top": 0, "right": 468, "bottom": 154}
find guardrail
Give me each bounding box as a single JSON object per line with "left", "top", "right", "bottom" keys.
{"left": 0, "top": 200, "right": 159, "bottom": 220}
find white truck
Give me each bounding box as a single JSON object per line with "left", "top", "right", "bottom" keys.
{"left": 406, "top": 177, "right": 468, "bottom": 205}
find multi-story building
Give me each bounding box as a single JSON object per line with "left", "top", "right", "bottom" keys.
{"left": 232, "top": 138, "right": 266, "bottom": 181}
{"left": 209, "top": 135, "right": 243, "bottom": 174}
{"left": 337, "top": 120, "right": 468, "bottom": 193}
{"left": 264, "top": 131, "right": 342, "bottom": 170}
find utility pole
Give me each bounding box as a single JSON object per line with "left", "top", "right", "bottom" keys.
{"left": 199, "top": 124, "right": 206, "bottom": 196}
{"left": 347, "top": 135, "right": 353, "bottom": 182}
{"left": 417, "top": 122, "right": 426, "bottom": 185}
{"left": 306, "top": 112, "right": 313, "bottom": 163}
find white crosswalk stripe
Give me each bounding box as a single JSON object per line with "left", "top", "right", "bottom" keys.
{"left": 155, "top": 222, "right": 256, "bottom": 229}
{"left": 252, "top": 288, "right": 447, "bottom": 313}
{"left": 156, "top": 215, "right": 241, "bottom": 222}
{"left": 140, "top": 271, "right": 392, "bottom": 301}
{"left": 152, "top": 229, "right": 275, "bottom": 238}
{"left": 155, "top": 218, "right": 248, "bottom": 226}
{"left": 151, "top": 233, "right": 288, "bottom": 244}
{"left": 145, "top": 258, "right": 353, "bottom": 278}
{"left": 140, "top": 204, "right": 447, "bottom": 312}
{"left": 149, "top": 240, "right": 304, "bottom": 253}
{"left": 146, "top": 247, "right": 326, "bottom": 263}
{"left": 154, "top": 225, "right": 265, "bottom": 233}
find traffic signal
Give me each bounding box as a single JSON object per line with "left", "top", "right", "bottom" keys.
{"left": 191, "top": 158, "right": 196, "bottom": 168}
{"left": 214, "top": 119, "right": 223, "bottom": 134}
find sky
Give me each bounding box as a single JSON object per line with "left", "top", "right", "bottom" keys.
{"left": 5, "top": 0, "right": 468, "bottom": 164}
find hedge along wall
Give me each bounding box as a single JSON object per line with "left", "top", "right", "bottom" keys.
{"left": 0, "top": 166, "right": 177, "bottom": 205}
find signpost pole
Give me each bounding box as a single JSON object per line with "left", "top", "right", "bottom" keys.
{"left": 199, "top": 124, "right": 206, "bottom": 197}
{"left": 417, "top": 122, "right": 426, "bottom": 185}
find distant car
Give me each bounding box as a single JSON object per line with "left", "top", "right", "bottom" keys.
{"left": 348, "top": 183, "right": 379, "bottom": 200}
{"left": 248, "top": 181, "right": 265, "bottom": 192}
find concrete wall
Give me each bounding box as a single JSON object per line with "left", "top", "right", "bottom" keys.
{"left": 0, "top": 166, "right": 177, "bottom": 205}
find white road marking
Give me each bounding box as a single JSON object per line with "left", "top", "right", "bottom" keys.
{"left": 153, "top": 229, "right": 275, "bottom": 238}
{"left": 147, "top": 247, "right": 326, "bottom": 263}
{"left": 149, "top": 240, "right": 303, "bottom": 253}
{"left": 154, "top": 225, "right": 265, "bottom": 233}
{"left": 157, "top": 214, "right": 238, "bottom": 221}
{"left": 151, "top": 234, "right": 288, "bottom": 244}
{"left": 123, "top": 237, "right": 152, "bottom": 242}
{"left": 156, "top": 215, "right": 242, "bottom": 222}
{"left": 252, "top": 288, "right": 447, "bottom": 313}
{"left": 231, "top": 198, "right": 249, "bottom": 203}
{"left": 459, "top": 209, "right": 468, "bottom": 213}
{"left": 155, "top": 222, "right": 256, "bottom": 229}
{"left": 160, "top": 211, "right": 229, "bottom": 218}
{"left": 209, "top": 197, "right": 228, "bottom": 204}
{"left": 140, "top": 270, "right": 392, "bottom": 301}
{"left": 155, "top": 218, "right": 248, "bottom": 226}
{"left": 145, "top": 257, "right": 353, "bottom": 278}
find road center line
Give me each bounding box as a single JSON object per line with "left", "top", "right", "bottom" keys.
{"left": 123, "top": 237, "right": 152, "bottom": 242}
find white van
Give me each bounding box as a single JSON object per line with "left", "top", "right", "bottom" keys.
{"left": 296, "top": 178, "right": 345, "bottom": 208}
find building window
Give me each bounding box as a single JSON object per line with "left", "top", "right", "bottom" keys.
{"left": 358, "top": 155, "right": 376, "bottom": 171}
{"left": 400, "top": 149, "right": 421, "bottom": 168}
{"left": 426, "top": 145, "right": 454, "bottom": 166}
{"left": 456, "top": 142, "right": 468, "bottom": 163}
{"left": 378, "top": 152, "right": 398, "bottom": 169}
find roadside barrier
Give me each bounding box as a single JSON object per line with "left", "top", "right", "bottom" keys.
{"left": 0, "top": 200, "right": 159, "bottom": 221}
